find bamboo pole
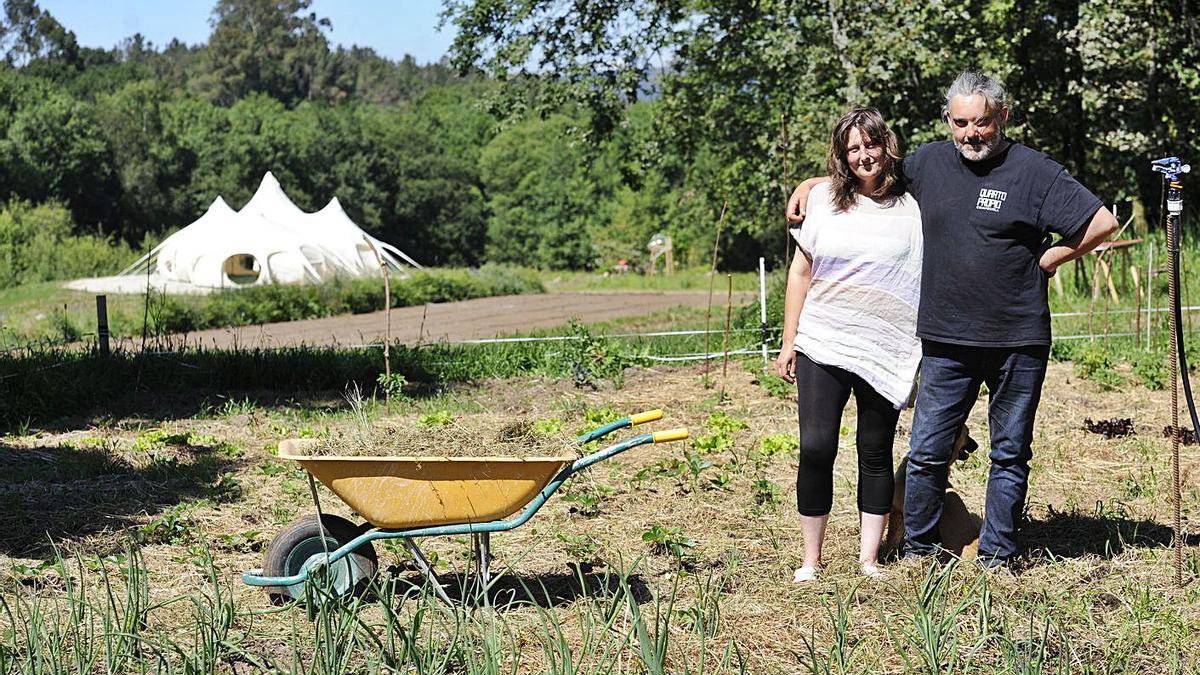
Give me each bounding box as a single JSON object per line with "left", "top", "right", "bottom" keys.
{"left": 721, "top": 274, "right": 733, "bottom": 401}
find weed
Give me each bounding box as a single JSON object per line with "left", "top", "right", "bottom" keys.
{"left": 634, "top": 457, "right": 685, "bottom": 482}
{"left": 756, "top": 373, "right": 793, "bottom": 398}
{"left": 642, "top": 524, "right": 696, "bottom": 558}
{"left": 752, "top": 479, "right": 782, "bottom": 509}
{"left": 1073, "top": 345, "right": 1125, "bottom": 390}
{"left": 556, "top": 533, "right": 601, "bottom": 561}
{"left": 1131, "top": 349, "right": 1167, "bottom": 390}
{"left": 376, "top": 372, "right": 408, "bottom": 399}
{"left": 707, "top": 470, "right": 734, "bottom": 491}
{"left": 558, "top": 319, "right": 639, "bottom": 388}
{"left": 561, "top": 482, "right": 614, "bottom": 517}
{"left": 135, "top": 500, "right": 210, "bottom": 545}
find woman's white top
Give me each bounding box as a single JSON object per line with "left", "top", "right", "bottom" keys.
{"left": 791, "top": 182, "right": 923, "bottom": 409}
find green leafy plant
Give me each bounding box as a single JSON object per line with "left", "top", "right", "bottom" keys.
{"left": 757, "top": 433, "right": 798, "bottom": 457}
{"left": 752, "top": 479, "right": 781, "bottom": 509}
{"left": 1073, "top": 345, "right": 1124, "bottom": 390}
{"left": 376, "top": 372, "right": 408, "bottom": 399}
{"left": 418, "top": 410, "right": 454, "bottom": 427}
{"left": 691, "top": 411, "right": 748, "bottom": 454}
{"left": 556, "top": 532, "right": 601, "bottom": 561}
{"left": 557, "top": 319, "right": 639, "bottom": 388}
{"left": 532, "top": 417, "right": 566, "bottom": 435}
{"left": 641, "top": 524, "right": 696, "bottom": 558}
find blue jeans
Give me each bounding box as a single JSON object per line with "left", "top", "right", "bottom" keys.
{"left": 904, "top": 340, "right": 1049, "bottom": 560}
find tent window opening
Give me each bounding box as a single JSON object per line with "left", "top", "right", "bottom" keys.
{"left": 223, "top": 254, "right": 261, "bottom": 285}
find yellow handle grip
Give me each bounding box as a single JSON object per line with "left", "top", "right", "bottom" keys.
{"left": 630, "top": 409, "right": 664, "bottom": 426}
{"left": 652, "top": 428, "right": 689, "bottom": 443}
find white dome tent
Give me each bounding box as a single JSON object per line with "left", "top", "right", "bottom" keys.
{"left": 107, "top": 172, "right": 420, "bottom": 292}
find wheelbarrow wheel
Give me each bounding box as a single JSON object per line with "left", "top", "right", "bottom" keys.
{"left": 262, "top": 514, "right": 377, "bottom": 606}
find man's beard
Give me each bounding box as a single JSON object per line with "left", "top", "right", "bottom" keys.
{"left": 955, "top": 134, "right": 1003, "bottom": 161}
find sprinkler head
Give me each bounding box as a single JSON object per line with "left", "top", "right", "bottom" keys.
{"left": 1152, "top": 156, "right": 1191, "bottom": 180}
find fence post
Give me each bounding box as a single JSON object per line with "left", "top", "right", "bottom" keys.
{"left": 96, "top": 295, "right": 110, "bottom": 356}
{"left": 759, "top": 257, "right": 769, "bottom": 371}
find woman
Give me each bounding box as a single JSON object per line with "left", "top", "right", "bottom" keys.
{"left": 775, "top": 107, "right": 922, "bottom": 581}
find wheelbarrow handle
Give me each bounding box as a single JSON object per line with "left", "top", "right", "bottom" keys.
{"left": 569, "top": 427, "right": 688, "bottom": 474}
{"left": 575, "top": 409, "right": 664, "bottom": 445}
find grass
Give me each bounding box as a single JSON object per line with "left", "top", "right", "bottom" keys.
{"left": 1, "top": 236, "right": 1199, "bottom": 670}
{"left": 540, "top": 268, "right": 760, "bottom": 293}
{"left": 1, "top": 357, "right": 1198, "bottom": 671}
{"left": 0, "top": 266, "right": 545, "bottom": 346}
{"left": 0, "top": 310, "right": 775, "bottom": 428}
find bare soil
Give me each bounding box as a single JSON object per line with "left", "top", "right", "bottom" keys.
{"left": 165, "top": 291, "right": 754, "bottom": 349}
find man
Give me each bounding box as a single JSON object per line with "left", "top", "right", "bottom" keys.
{"left": 786, "top": 72, "right": 1118, "bottom": 567}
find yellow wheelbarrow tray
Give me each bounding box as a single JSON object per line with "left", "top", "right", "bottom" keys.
{"left": 242, "top": 409, "right": 688, "bottom": 604}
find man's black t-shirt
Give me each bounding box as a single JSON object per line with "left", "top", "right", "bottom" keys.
{"left": 903, "top": 140, "right": 1103, "bottom": 347}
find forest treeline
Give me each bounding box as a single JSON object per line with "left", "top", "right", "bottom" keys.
{"left": 0, "top": 0, "right": 1196, "bottom": 287}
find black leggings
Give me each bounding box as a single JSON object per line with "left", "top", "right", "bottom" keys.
{"left": 794, "top": 351, "right": 899, "bottom": 516}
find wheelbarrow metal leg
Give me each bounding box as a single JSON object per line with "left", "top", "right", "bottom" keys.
{"left": 473, "top": 532, "right": 491, "bottom": 604}
{"left": 404, "top": 538, "right": 452, "bottom": 606}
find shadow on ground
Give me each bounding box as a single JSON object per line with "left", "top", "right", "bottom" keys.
{"left": 0, "top": 437, "right": 244, "bottom": 559}
{"left": 1022, "top": 506, "right": 1200, "bottom": 559}
{"left": 384, "top": 563, "right": 654, "bottom": 609}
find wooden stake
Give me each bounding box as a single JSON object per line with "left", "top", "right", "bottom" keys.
{"left": 364, "top": 236, "right": 392, "bottom": 397}
{"left": 780, "top": 113, "right": 791, "bottom": 265}
{"left": 703, "top": 201, "right": 728, "bottom": 387}
{"left": 96, "top": 295, "right": 109, "bottom": 356}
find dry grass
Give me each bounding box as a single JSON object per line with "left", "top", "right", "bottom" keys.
{"left": 317, "top": 413, "right": 581, "bottom": 458}
{"left": 2, "top": 361, "right": 1199, "bottom": 672}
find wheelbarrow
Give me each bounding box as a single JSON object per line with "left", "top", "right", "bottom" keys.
{"left": 242, "top": 409, "right": 687, "bottom": 604}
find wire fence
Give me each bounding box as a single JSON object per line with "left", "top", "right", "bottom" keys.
{"left": 6, "top": 301, "right": 1200, "bottom": 363}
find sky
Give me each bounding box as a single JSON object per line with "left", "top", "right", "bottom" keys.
{"left": 39, "top": 0, "right": 456, "bottom": 65}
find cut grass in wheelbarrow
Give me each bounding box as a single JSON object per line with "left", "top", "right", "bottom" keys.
{"left": 245, "top": 409, "right": 687, "bottom": 607}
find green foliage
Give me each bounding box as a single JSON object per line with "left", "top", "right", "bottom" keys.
{"left": 375, "top": 372, "right": 407, "bottom": 399}
{"left": 1132, "top": 350, "right": 1168, "bottom": 391}
{"left": 690, "top": 411, "right": 748, "bottom": 454}
{"left": 752, "top": 479, "right": 782, "bottom": 509}
{"left": 417, "top": 410, "right": 453, "bottom": 428}
{"left": 0, "top": 200, "right": 134, "bottom": 287}
{"left": 1072, "top": 344, "right": 1125, "bottom": 391}
{"left": 756, "top": 373, "right": 793, "bottom": 399}
{"left": 148, "top": 266, "right": 544, "bottom": 334}
{"left": 531, "top": 418, "right": 565, "bottom": 436}
{"left": 757, "top": 433, "right": 799, "bottom": 457}
{"left": 558, "top": 319, "right": 639, "bottom": 388}
{"left": 641, "top": 524, "right": 696, "bottom": 558}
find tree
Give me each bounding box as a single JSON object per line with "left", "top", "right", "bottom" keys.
{"left": 197, "top": 0, "right": 335, "bottom": 106}
{"left": 480, "top": 114, "right": 594, "bottom": 269}
{"left": 0, "top": 0, "right": 78, "bottom": 67}
{"left": 2, "top": 88, "right": 117, "bottom": 229}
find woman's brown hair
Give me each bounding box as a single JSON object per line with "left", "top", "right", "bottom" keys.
{"left": 825, "top": 106, "right": 904, "bottom": 212}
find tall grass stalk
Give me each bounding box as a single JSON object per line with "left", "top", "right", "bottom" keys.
{"left": 881, "top": 561, "right": 982, "bottom": 673}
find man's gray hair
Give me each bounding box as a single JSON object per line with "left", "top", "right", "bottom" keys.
{"left": 942, "top": 71, "right": 1008, "bottom": 125}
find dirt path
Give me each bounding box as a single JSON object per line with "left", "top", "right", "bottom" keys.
{"left": 171, "top": 291, "right": 754, "bottom": 349}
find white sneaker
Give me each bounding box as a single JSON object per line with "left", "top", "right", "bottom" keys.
{"left": 792, "top": 566, "right": 818, "bottom": 583}
{"left": 860, "top": 563, "right": 883, "bottom": 579}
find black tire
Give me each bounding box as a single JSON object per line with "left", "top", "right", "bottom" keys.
{"left": 261, "top": 514, "right": 377, "bottom": 605}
